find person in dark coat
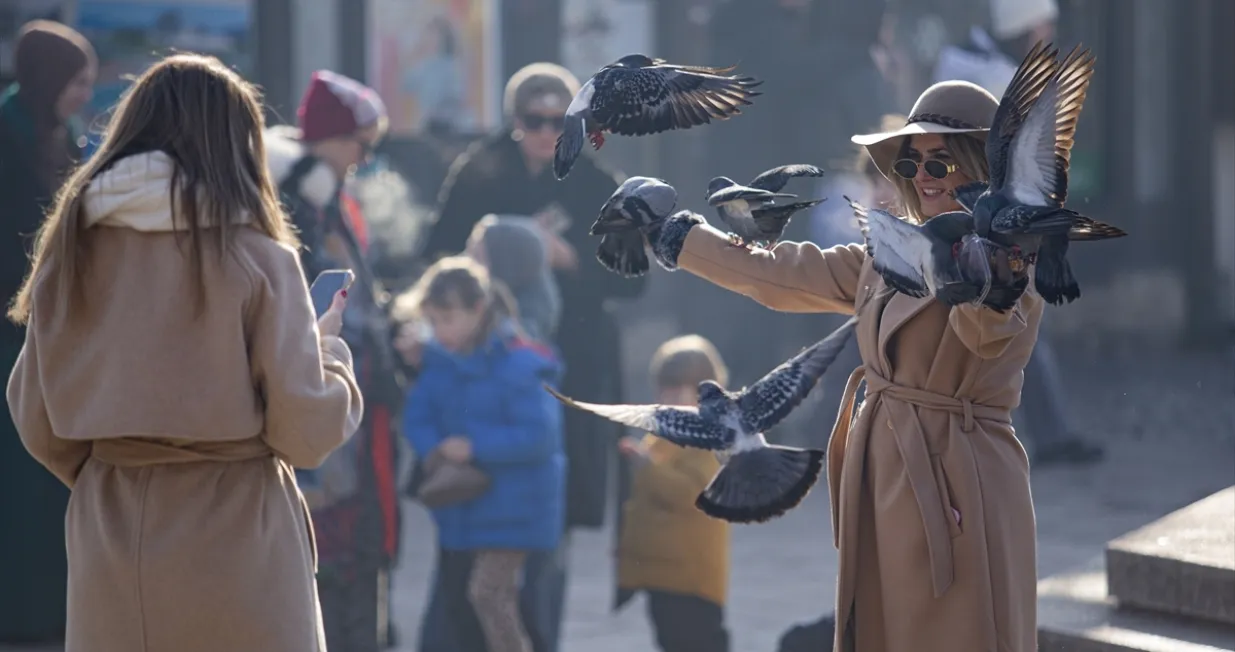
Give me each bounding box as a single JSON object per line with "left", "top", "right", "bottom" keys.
{"left": 0, "top": 20, "right": 95, "bottom": 645}
{"left": 420, "top": 62, "right": 644, "bottom": 652}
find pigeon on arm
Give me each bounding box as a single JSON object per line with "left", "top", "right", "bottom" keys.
{"left": 554, "top": 54, "right": 762, "bottom": 180}
{"left": 587, "top": 176, "right": 681, "bottom": 277}
{"left": 706, "top": 164, "right": 827, "bottom": 249}
{"left": 545, "top": 316, "right": 857, "bottom": 524}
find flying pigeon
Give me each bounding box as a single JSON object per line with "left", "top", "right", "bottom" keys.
{"left": 707, "top": 165, "right": 827, "bottom": 248}
{"left": 544, "top": 317, "right": 858, "bottom": 524}
{"left": 848, "top": 196, "right": 1004, "bottom": 309}
{"left": 960, "top": 42, "right": 1126, "bottom": 305}
{"left": 588, "top": 176, "right": 679, "bottom": 277}
{"left": 553, "top": 54, "right": 763, "bottom": 180}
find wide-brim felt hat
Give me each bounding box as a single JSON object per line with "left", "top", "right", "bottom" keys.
{"left": 851, "top": 81, "right": 999, "bottom": 180}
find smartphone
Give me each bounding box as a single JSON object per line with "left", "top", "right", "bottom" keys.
{"left": 309, "top": 269, "right": 356, "bottom": 318}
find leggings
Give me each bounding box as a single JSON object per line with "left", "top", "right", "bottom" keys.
{"left": 469, "top": 550, "right": 532, "bottom": 652}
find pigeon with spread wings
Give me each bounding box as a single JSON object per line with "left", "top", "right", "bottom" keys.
{"left": 707, "top": 164, "right": 827, "bottom": 248}
{"left": 553, "top": 54, "right": 763, "bottom": 180}
{"left": 847, "top": 196, "right": 1016, "bottom": 309}
{"left": 960, "top": 42, "right": 1127, "bottom": 305}
{"left": 544, "top": 317, "right": 857, "bottom": 523}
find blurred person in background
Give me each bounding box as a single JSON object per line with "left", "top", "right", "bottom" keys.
{"left": 933, "top": 0, "right": 1104, "bottom": 466}
{"left": 398, "top": 257, "right": 564, "bottom": 652}
{"left": 264, "top": 69, "right": 404, "bottom": 652}
{"left": 0, "top": 19, "right": 95, "bottom": 645}
{"left": 422, "top": 61, "right": 645, "bottom": 652}
{"left": 639, "top": 80, "right": 1041, "bottom": 651}
{"left": 615, "top": 335, "right": 732, "bottom": 652}
{"left": 6, "top": 53, "right": 362, "bottom": 652}
{"left": 466, "top": 215, "right": 562, "bottom": 344}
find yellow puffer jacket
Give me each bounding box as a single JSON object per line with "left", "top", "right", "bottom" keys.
{"left": 617, "top": 434, "right": 730, "bottom": 606}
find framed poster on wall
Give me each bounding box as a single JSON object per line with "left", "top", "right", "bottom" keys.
{"left": 73, "top": 0, "right": 252, "bottom": 150}
{"left": 367, "top": 0, "right": 502, "bottom": 137}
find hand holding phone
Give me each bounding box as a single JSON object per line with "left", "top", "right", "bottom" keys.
{"left": 310, "top": 269, "right": 355, "bottom": 337}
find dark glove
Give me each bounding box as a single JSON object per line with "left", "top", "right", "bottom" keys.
{"left": 647, "top": 210, "right": 705, "bottom": 272}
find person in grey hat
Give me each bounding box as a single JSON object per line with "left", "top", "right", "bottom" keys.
{"left": 467, "top": 215, "right": 562, "bottom": 343}
{"left": 634, "top": 80, "right": 1042, "bottom": 651}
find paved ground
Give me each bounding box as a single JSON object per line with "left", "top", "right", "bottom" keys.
{"left": 3, "top": 341, "right": 1232, "bottom": 652}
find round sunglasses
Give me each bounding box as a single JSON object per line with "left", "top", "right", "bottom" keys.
{"left": 892, "top": 158, "right": 959, "bottom": 180}
{"left": 520, "top": 113, "right": 566, "bottom": 132}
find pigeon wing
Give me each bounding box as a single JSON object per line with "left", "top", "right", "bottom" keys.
{"left": 991, "top": 205, "right": 1078, "bottom": 235}
{"left": 738, "top": 317, "right": 858, "bottom": 434}
{"left": 707, "top": 185, "right": 793, "bottom": 207}
{"left": 1067, "top": 214, "right": 1128, "bottom": 241}
{"left": 850, "top": 198, "right": 932, "bottom": 298}
{"left": 542, "top": 385, "right": 729, "bottom": 450}
{"left": 748, "top": 164, "right": 825, "bottom": 193}
{"left": 596, "top": 65, "right": 762, "bottom": 137}
{"left": 986, "top": 41, "right": 1060, "bottom": 193}
{"left": 1002, "top": 46, "right": 1097, "bottom": 208}
{"left": 956, "top": 233, "right": 995, "bottom": 305}
{"left": 950, "top": 181, "right": 990, "bottom": 213}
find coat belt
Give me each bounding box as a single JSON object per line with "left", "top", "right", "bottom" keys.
{"left": 828, "top": 365, "right": 1010, "bottom": 599}
{"left": 90, "top": 436, "right": 274, "bottom": 466}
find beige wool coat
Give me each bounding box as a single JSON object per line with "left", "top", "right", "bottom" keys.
{"left": 676, "top": 222, "right": 1043, "bottom": 652}
{"left": 5, "top": 152, "right": 364, "bottom": 652}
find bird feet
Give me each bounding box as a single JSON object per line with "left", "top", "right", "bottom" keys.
{"left": 725, "top": 233, "right": 748, "bottom": 249}
{"left": 588, "top": 132, "right": 606, "bottom": 150}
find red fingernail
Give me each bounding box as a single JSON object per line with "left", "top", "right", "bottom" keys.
{"left": 341, "top": 290, "right": 348, "bottom": 298}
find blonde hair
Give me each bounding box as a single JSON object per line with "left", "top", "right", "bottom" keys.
{"left": 8, "top": 53, "right": 296, "bottom": 324}
{"left": 889, "top": 132, "right": 988, "bottom": 223}
{"left": 650, "top": 335, "right": 729, "bottom": 390}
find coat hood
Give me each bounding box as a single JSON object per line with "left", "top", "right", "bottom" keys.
{"left": 82, "top": 151, "right": 251, "bottom": 231}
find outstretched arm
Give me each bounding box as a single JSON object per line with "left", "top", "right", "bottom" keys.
{"left": 651, "top": 212, "right": 865, "bottom": 314}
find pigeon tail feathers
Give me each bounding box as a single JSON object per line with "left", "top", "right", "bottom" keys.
{"left": 596, "top": 232, "right": 651, "bottom": 278}
{"left": 553, "top": 115, "right": 587, "bottom": 180}
{"left": 1034, "top": 247, "right": 1081, "bottom": 305}
{"left": 695, "top": 446, "right": 825, "bottom": 524}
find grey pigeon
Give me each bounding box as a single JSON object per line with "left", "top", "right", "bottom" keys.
{"left": 960, "top": 42, "right": 1127, "bottom": 305}
{"left": 544, "top": 317, "right": 858, "bottom": 524}
{"left": 588, "top": 176, "right": 678, "bottom": 277}
{"left": 848, "top": 196, "right": 1006, "bottom": 309}
{"left": 554, "top": 54, "right": 762, "bottom": 180}
{"left": 706, "top": 165, "right": 826, "bottom": 248}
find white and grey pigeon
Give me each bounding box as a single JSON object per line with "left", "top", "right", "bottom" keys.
{"left": 847, "top": 196, "right": 1017, "bottom": 311}
{"left": 706, "top": 164, "right": 827, "bottom": 248}
{"left": 544, "top": 316, "right": 858, "bottom": 524}
{"left": 587, "top": 176, "right": 679, "bottom": 277}
{"left": 553, "top": 54, "right": 762, "bottom": 180}
{"left": 955, "top": 41, "right": 1127, "bottom": 305}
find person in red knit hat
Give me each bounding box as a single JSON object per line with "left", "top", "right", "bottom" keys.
{"left": 265, "top": 70, "right": 404, "bottom": 652}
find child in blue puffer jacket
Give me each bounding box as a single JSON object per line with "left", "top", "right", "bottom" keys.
{"left": 400, "top": 256, "right": 564, "bottom": 652}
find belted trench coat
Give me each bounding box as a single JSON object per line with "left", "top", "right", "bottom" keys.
{"left": 675, "top": 223, "right": 1043, "bottom": 652}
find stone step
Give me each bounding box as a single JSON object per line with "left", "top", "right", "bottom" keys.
{"left": 1038, "top": 558, "right": 1235, "bottom": 652}
{"left": 1106, "top": 487, "right": 1235, "bottom": 626}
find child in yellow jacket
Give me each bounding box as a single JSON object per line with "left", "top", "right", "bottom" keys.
{"left": 616, "top": 335, "right": 730, "bottom": 652}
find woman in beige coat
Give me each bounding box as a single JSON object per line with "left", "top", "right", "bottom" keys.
{"left": 5, "top": 54, "right": 363, "bottom": 652}
{"left": 644, "top": 81, "right": 1042, "bottom": 651}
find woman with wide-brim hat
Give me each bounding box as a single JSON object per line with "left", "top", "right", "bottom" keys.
{"left": 642, "top": 80, "right": 1042, "bottom": 652}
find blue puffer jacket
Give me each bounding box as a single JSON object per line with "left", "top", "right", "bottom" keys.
{"left": 402, "top": 322, "right": 565, "bottom": 551}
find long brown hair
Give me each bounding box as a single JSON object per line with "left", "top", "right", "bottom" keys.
{"left": 394, "top": 256, "right": 521, "bottom": 346}
{"left": 8, "top": 53, "right": 297, "bottom": 324}
{"left": 889, "top": 132, "right": 988, "bottom": 223}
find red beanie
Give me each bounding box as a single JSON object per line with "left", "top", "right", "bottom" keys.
{"left": 297, "top": 70, "right": 387, "bottom": 142}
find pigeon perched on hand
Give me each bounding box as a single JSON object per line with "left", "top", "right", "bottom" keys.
{"left": 588, "top": 176, "right": 679, "bottom": 277}
{"left": 553, "top": 54, "right": 762, "bottom": 180}
{"left": 707, "top": 165, "right": 827, "bottom": 248}
{"left": 959, "top": 42, "right": 1127, "bottom": 305}
{"left": 848, "top": 196, "right": 1011, "bottom": 309}
{"left": 544, "top": 317, "right": 858, "bottom": 524}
